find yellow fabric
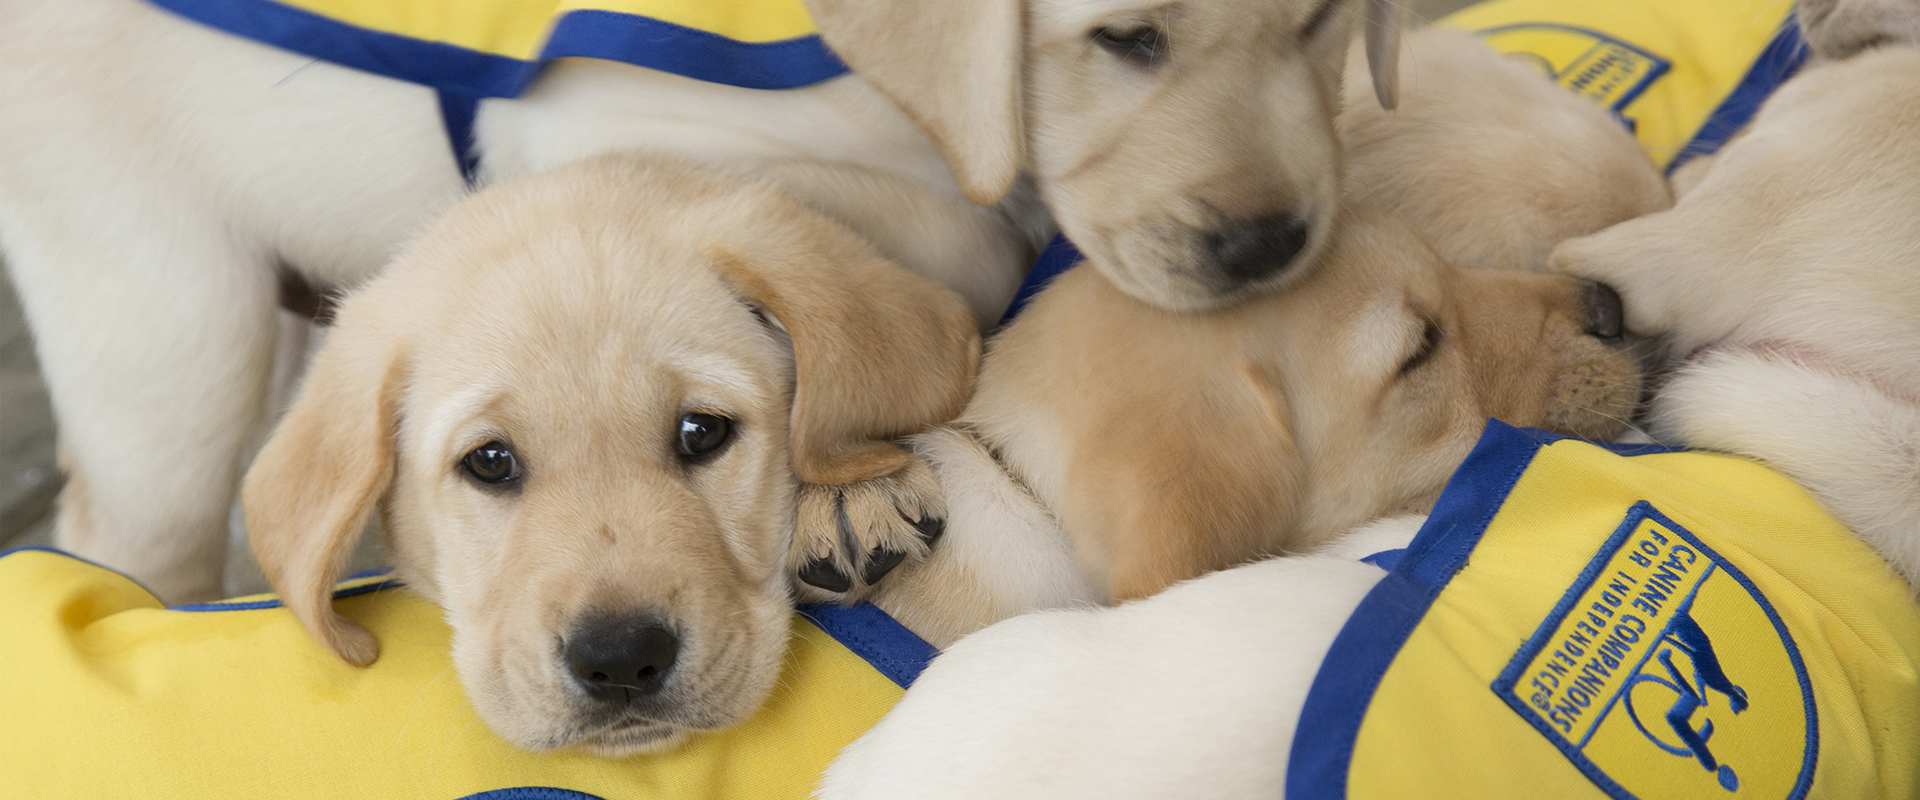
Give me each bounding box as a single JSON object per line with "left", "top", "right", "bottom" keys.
{"left": 276, "top": 0, "right": 819, "bottom": 57}
{"left": 1347, "top": 441, "right": 1920, "bottom": 799}
{"left": 1437, "top": 0, "right": 1795, "bottom": 168}
{"left": 0, "top": 550, "right": 904, "bottom": 799}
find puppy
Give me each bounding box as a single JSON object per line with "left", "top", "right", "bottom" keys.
{"left": 806, "top": 0, "right": 1407, "bottom": 310}
{"left": 0, "top": 0, "right": 1035, "bottom": 604}
{"left": 869, "top": 202, "right": 1644, "bottom": 644}
{"left": 242, "top": 153, "right": 980, "bottom": 755}
{"left": 1553, "top": 44, "right": 1920, "bottom": 588}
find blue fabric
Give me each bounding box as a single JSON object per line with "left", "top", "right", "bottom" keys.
{"left": 147, "top": 0, "right": 848, "bottom": 98}
{"left": 542, "top": 9, "right": 846, "bottom": 91}
{"left": 997, "top": 235, "right": 1084, "bottom": 327}
{"left": 458, "top": 789, "right": 609, "bottom": 800}
{"left": 1667, "top": 16, "right": 1808, "bottom": 173}
{"left": 1359, "top": 549, "right": 1407, "bottom": 572}
{"left": 438, "top": 90, "right": 483, "bottom": 186}
{"left": 796, "top": 602, "right": 939, "bottom": 689}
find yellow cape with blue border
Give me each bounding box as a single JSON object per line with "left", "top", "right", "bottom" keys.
{"left": 0, "top": 547, "right": 930, "bottom": 799}
{"left": 145, "top": 0, "right": 844, "bottom": 96}
{"left": 1436, "top": 0, "right": 1807, "bottom": 171}
{"left": 1289, "top": 422, "right": 1920, "bottom": 799}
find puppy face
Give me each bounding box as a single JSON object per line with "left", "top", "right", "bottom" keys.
{"left": 244, "top": 155, "right": 980, "bottom": 755}
{"left": 381, "top": 229, "right": 797, "bottom": 755}
{"left": 1019, "top": 0, "right": 1355, "bottom": 309}
{"left": 969, "top": 205, "right": 1640, "bottom": 598}
{"left": 806, "top": 0, "right": 1403, "bottom": 311}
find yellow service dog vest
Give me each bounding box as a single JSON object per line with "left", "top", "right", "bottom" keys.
{"left": 0, "top": 547, "right": 931, "bottom": 799}
{"left": 1438, "top": 0, "right": 1806, "bottom": 171}
{"left": 144, "top": 0, "right": 847, "bottom": 182}
{"left": 1289, "top": 422, "right": 1920, "bottom": 799}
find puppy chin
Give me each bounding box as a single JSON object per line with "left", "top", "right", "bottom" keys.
{"left": 1089, "top": 229, "right": 1240, "bottom": 312}
{"left": 576, "top": 721, "right": 692, "bottom": 757}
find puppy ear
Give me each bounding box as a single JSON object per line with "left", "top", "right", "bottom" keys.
{"left": 711, "top": 242, "right": 980, "bottom": 488}
{"left": 804, "top": 0, "right": 1023, "bottom": 205}
{"left": 1364, "top": 0, "right": 1405, "bottom": 109}
{"left": 242, "top": 323, "right": 400, "bottom": 667}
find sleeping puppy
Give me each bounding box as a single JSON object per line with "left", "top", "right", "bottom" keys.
{"left": 867, "top": 202, "right": 1643, "bottom": 643}
{"left": 806, "top": 0, "right": 1408, "bottom": 310}
{"left": 242, "top": 153, "right": 979, "bottom": 755}
{"left": 1553, "top": 43, "right": 1920, "bottom": 588}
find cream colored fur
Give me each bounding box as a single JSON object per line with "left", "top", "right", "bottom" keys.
{"left": 0, "top": 0, "right": 1039, "bottom": 603}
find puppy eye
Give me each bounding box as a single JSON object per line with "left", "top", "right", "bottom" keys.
{"left": 462, "top": 441, "right": 520, "bottom": 485}
{"left": 676, "top": 413, "right": 733, "bottom": 461}
{"left": 1400, "top": 322, "right": 1443, "bottom": 376}
{"left": 1091, "top": 25, "right": 1163, "bottom": 66}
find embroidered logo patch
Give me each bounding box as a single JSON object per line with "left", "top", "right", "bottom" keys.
{"left": 1492, "top": 502, "right": 1815, "bottom": 799}
{"left": 1475, "top": 23, "right": 1671, "bottom": 114}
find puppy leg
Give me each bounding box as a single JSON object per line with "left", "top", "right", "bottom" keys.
{"left": 2, "top": 190, "right": 277, "bottom": 603}
{"left": 791, "top": 456, "right": 945, "bottom": 600}
{"left": 1651, "top": 350, "right": 1920, "bottom": 588}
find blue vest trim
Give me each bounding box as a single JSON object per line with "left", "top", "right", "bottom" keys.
{"left": 997, "top": 234, "right": 1084, "bottom": 328}
{"left": 457, "top": 789, "right": 610, "bottom": 800}
{"left": 1359, "top": 549, "right": 1407, "bottom": 572}
{"left": 541, "top": 9, "right": 847, "bottom": 91}
{"left": 146, "top": 0, "right": 849, "bottom": 98}
{"left": 439, "top": 90, "right": 483, "bottom": 187}
{"left": 796, "top": 602, "right": 939, "bottom": 689}
{"left": 1284, "top": 420, "right": 1672, "bottom": 799}
{"left": 1667, "top": 16, "right": 1808, "bottom": 173}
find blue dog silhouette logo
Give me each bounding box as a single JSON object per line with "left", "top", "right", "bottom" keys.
{"left": 1622, "top": 613, "right": 1748, "bottom": 790}
{"left": 1494, "top": 503, "right": 1815, "bottom": 799}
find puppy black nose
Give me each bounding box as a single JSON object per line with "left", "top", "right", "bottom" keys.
{"left": 1206, "top": 214, "right": 1312, "bottom": 286}
{"left": 565, "top": 615, "right": 679, "bottom": 702}
{"left": 1583, "top": 281, "right": 1625, "bottom": 341}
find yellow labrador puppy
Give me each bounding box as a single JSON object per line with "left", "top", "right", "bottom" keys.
{"left": 244, "top": 153, "right": 978, "bottom": 754}
{"left": 879, "top": 205, "right": 1642, "bottom": 630}
{"left": 806, "top": 0, "right": 1408, "bottom": 310}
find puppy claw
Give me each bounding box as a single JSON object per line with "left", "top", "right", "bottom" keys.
{"left": 798, "top": 557, "right": 854, "bottom": 594}
{"left": 788, "top": 453, "right": 945, "bottom": 602}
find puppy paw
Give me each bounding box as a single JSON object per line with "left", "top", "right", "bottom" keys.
{"left": 790, "top": 455, "right": 945, "bottom": 602}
